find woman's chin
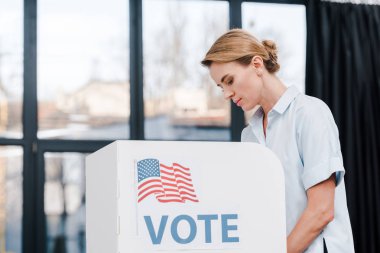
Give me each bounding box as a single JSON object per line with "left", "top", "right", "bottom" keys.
{"left": 241, "top": 104, "right": 254, "bottom": 112}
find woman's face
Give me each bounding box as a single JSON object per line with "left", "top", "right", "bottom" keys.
{"left": 209, "top": 60, "right": 263, "bottom": 111}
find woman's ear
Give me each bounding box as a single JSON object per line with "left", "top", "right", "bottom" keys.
{"left": 251, "top": 56, "right": 264, "bottom": 77}
{"left": 250, "top": 55, "right": 264, "bottom": 70}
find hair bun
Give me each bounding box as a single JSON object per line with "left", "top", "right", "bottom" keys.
{"left": 262, "top": 40, "right": 277, "bottom": 51}
{"left": 262, "top": 40, "right": 280, "bottom": 73}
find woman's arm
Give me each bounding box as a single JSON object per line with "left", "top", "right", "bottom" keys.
{"left": 287, "top": 174, "right": 336, "bottom": 253}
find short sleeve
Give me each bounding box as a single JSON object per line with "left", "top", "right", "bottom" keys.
{"left": 297, "top": 100, "right": 345, "bottom": 190}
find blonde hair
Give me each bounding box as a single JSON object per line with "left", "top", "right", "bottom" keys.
{"left": 201, "top": 29, "right": 280, "bottom": 73}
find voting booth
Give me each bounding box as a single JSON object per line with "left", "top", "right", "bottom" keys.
{"left": 86, "top": 141, "right": 286, "bottom": 253}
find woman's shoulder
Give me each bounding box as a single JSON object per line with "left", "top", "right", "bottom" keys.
{"left": 292, "top": 94, "right": 338, "bottom": 136}
{"left": 293, "top": 93, "right": 333, "bottom": 119}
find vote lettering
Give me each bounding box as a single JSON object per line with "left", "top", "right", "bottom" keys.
{"left": 143, "top": 214, "right": 239, "bottom": 245}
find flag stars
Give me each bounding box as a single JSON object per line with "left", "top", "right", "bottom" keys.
{"left": 137, "top": 159, "right": 160, "bottom": 182}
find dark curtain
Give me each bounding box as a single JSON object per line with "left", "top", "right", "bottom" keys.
{"left": 306, "top": 1, "right": 380, "bottom": 252}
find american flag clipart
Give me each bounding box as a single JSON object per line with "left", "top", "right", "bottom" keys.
{"left": 137, "top": 158, "right": 199, "bottom": 203}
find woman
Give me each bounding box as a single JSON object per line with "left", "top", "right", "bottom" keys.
{"left": 201, "top": 29, "right": 355, "bottom": 253}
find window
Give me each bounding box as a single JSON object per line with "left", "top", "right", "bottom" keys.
{"left": 0, "top": 0, "right": 23, "bottom": 138}
{"left": 1, "top": 1, "right": 308, "bottom": 252}
{"left": 38, "top": 0, "right": 129, "bottom": 140}
{"left": 242, "top": 2, "right": 306, "bottom": 120}
{"left": 0, "top": 146, "right": 23, "bottom": 253}
{"left": 143, "top": 0, "right": 230, "bottom": 140}
{"left": 45, "top": 152, "right": 86, "bottom": 253}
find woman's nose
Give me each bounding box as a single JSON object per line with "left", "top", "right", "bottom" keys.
{"left": 224, "top": 89, "right": 234, "bottom": 100}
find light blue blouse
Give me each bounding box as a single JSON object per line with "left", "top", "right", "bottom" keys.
{"left": 241, "top": 86, "right": 355, "bottom": 252}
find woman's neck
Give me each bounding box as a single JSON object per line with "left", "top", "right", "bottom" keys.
{"left": 259, "top": 74, "right": 287, "bottom": 116}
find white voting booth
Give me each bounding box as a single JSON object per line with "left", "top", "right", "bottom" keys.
{"left": 86, "top": 141, "right": 286, "bottom": 253}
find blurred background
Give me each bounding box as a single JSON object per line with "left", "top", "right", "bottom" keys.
{"left": 0, "top": 0, "right": 378, "bottom": 252}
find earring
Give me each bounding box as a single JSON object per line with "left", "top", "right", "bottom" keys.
{"left": 257, "top": 70, "right": 263, "bottom": 77}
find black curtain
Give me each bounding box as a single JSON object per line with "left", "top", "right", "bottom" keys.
{"left": 306, "top": 1, "right": 380, "bottom": 252}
